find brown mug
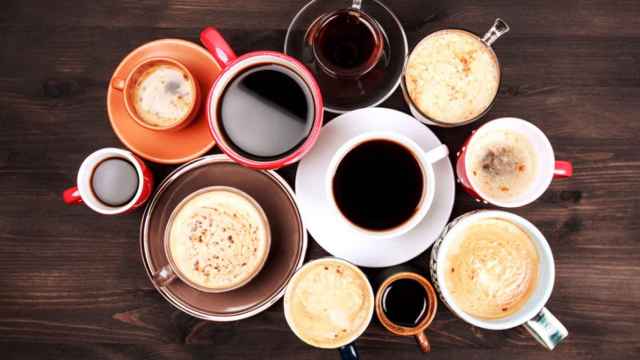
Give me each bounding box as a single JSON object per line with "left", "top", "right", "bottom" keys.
{"left": 374, "top": 266, "right": 437, "bottom": 352}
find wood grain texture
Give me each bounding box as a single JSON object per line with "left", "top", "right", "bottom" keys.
{"left": 1, "top": 0, "right": 639, "bottom": 358}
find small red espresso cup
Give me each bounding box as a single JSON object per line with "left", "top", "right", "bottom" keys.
{"left": 456, "top": 117, "right": 573, "bottom": 207}
{"left": 63, "top": 148, "right": 154, "bottom": 215}
{"left": 200, "top": 26, "right": 324, "bottom": 170}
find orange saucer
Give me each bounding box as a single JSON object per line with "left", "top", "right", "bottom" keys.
{"left": 107, "top": 39, "right": 220, "bottom": 164}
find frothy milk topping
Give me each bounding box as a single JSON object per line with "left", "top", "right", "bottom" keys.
{"left": 444, "top": 218, "right": 539, "bottom": 319}
{"left": 405, "top": 30, "right": 499, "bottom": 124}
{"left": 285, "top": 259, "right": 373, "bottom": 348}
{"left": 168, "top": 189, "right": 269, "bottom": 291}
{"left": 467, "top": 129, "right": 538, "bottom": 202}
{"left": 133, "top": 64, "right": 195, "bottom": 127}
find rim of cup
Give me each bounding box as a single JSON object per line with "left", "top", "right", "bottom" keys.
{"left": 434, "top": 210, "right": 555, "bottom": 330}
{"left": 283, "top": 257, "right": 375, "bottom": 349}
{"left": 120, "top": 57, "right": 200, "bottom": 131}
{"left": 207, "top": 51, "right": 324, "bottom": 170}
{"left": 77, "top": 148, "right": 145, "bottom": 215}
{"left": 465, "top": 117, "right": 556, "bottom": 207}
{"left": 401, "top": 28, "right": 502, "bottom": 127}
{"left": 161, "top": 185, "right": 272, "bottom": 293}
{"left": 325, "top": 131, "right": 435, "bottom": 239}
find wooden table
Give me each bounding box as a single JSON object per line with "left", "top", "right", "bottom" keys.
{"left": 1, "top": 0, "right": 638, "bottom": 358}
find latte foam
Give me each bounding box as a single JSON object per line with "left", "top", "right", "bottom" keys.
{"left": 133, "top": 64, "right": 196, "bottom": 127}
{"left": 467, "top": 129, "right": 538, "bottom": 202}
{"left": 444, "top": 218, "right": 539, "bottom": 319}
{"left": 168, "top": 189, "right": 269, "bottom": 291}
{"left": 405, "top": 30, "right": 499, "bottom": 124}
{"left": 285, "top": 259, "right": 373, "bottom": 348}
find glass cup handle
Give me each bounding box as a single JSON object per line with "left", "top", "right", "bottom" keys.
{"left": 523, "top": 307, "right": 569, "bottom": 350}
{"left": 482, "top": 18, "right": 510, "bottom": 46}
{"left": 415, "top": 331, "right": 431, "bottom": 352}
{"left": 152, "top": 265, "right": 177, "bottom": 288}
{"left": 352, "top": 0, "right": 362, "bottom": 10}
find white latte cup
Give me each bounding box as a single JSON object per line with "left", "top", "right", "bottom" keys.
{"left": 429, "top": 210, "right": 568, "bottom": 350}
{"left": 326, "top": 131, "right": 449, "bottom": 239}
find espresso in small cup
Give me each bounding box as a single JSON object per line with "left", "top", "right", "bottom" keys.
{"left": 218, "top": 64, "right": 314, "bottom": 160}
{"left": 443, "top": 217, "right": 539, "bottom": 319}
{"left": 156, "top": 186, "right": 271, "bottom": 293}
{"left": 284, "top": 258, "right": 374, "bottom": 352}
{"left": 308, "top": 8, "right": 383, "bottom": 78}
{"left": 90, "top": 157, "right": 139, "bottom": 207}
{"left": 132, "top": 62, "right": 197, "bottom": 128}
{"left": 375, "top": 269, "right": 438, "bottom": 353}
{"left": 467, "top": 129, "right": 538, "bottom": 202}
{"left": 402, "top": 19, "right": 509, "bottom": 126}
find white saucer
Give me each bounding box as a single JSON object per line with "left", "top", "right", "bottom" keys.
{"left": 295, "top": 107, "right": 455, "bottom": 267}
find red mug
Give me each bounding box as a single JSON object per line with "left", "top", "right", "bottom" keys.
{"left": 456, "top": 117, "right": 573, "bottom": 207}
{"left": 63, "top": 148, "right": 154, "bottom": 214}
{"left": 200, "top": 26, "right": 324, "bottom": 170}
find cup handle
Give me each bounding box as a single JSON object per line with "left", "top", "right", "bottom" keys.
{"left": 63, "top": 186, "right": 83, "bottom": 205}
{"left": 338, "top": 343, "right": 359, "bottom": 360}
{"left": 111, "top": 78, "right": 126, "bottom": 91}
{"left": 553, "top": 160, "right": 573, "bottom": 179}
{"left": 200, "top": 27, "right": 238, "bottom": 68}
{"left": 351, "top": 0, "right": 362, "bottom": 9}
{"left": 415, "top": 331, "right": 431, "bottom": 353}
{"left": 152, "top": 265, "right": 177, "bottom": 287}
{"left": 424, "top": 144, "right": 449, "bottom": 164}
{"left": 481, "top": 18, "right": 510, "bottom": 46}
{"left": 523, "top": 307, "right": 568, "bottom": 350}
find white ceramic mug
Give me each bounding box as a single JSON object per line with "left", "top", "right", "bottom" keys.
{"left": 429, "top": 210, "right": 568, "bottom": 350}
{"left": 326, "top": 131, "right": 448, "bottom": 239}
{"left": 63, "top": 148, "right": 154, "bottom": 215}
{"left": 456, "top": 117, "right": 573, "bottom": 207}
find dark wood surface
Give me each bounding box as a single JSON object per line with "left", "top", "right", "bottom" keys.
{"left": 1, "top": 0, "right": 639, "bottom": 358}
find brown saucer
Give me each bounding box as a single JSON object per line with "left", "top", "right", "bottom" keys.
{"left": 140, "top": 155, "right": 307, "bottom": 321}
{"left": 108, "top": 39, "right": 219, "bottom": 164}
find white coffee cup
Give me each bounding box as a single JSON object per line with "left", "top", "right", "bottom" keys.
{"left": 63, "top": 147, "right": 154, "bottom": 215}
{"left": 326, "top": 131, "right": 449, "bottom": 239}
{"left": 456, "top": 117, "right": 573, "bottom": 207}
{"left": 429, "top": 210, "right": 568, "bottom": 350}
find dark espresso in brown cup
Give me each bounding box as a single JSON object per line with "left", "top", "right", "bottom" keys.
{"left": 375, "top": 266, "right": 438, "bottom": 353}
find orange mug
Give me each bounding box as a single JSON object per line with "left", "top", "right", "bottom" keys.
{"left": 111, "top": 57, "right": 201, "bottom": 131}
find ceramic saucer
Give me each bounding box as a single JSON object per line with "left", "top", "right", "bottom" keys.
{"left": 295, "top": 108, "right": 455, "bottom": 267}
{"left": 140, "top": 155, "right": 307, "bottom": 321}
{"left": 108, "top": 39, "right": 219, "bottom": 164}
{"left": 284, "top": 0, "right": 407, "bottom": 113}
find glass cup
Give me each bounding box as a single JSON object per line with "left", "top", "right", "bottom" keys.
{"left": 401, "top": 19, "right": 510, "bottom": 127}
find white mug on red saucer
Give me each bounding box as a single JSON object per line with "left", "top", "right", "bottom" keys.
{"left": 456, "top": 117, "right": 573, "bottom": 207}
{"left": 63, "top": 147, "right": 154, "bottom": 215}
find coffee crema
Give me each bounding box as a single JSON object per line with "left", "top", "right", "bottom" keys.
{"left": 444, "top": 218, "right": 539, "bottom": 319}
{"left": 133, "top": 64, "right": 196, "bottom": 127}
{"left": 467, "top": 129, "right": 537, "bottom": 202}
{"left": 405, "top": 30, "right": 499, "bottom": 124}
{"left": 285, "top": 259, "right": 373, "bottom": 348}
{"left": 168, "top": 189, "right": 269, "bottom": 291}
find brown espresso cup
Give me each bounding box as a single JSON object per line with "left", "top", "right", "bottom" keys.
{"left": 111, "top": 57, "right": 201, "bottom": 131}
{"left": 374, "top": 267, "right": 438, "bottom": 352}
